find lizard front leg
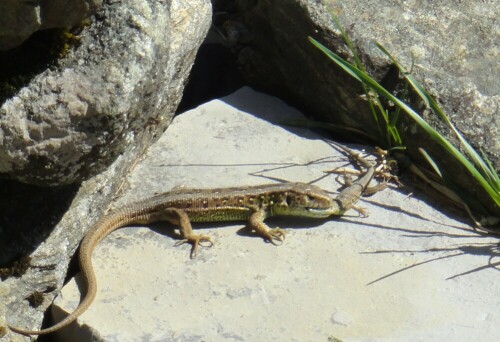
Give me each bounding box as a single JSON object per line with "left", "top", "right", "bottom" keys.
{"left": 160, "top": 208, "right": 212, "bottom": 258}
{"left": 249, "top": 210, "right": 286, "bottom": 245}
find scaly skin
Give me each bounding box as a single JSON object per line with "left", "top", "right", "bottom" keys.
{"left": 9, "top": 169, "right": 375, "bottom": 336}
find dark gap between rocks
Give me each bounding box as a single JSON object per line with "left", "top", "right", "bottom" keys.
{"left": 0, "top": 180, "right": 78, "bottom": 268}
{"left": 176, "top": 27, "right": 246, "bottom": 114}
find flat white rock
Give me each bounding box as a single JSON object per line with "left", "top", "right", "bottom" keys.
{"left": 52, "top": 87, "right": 499, "bottom": 342}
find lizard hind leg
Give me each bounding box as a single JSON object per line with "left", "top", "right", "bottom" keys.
{"left": 162, "top": 208, "right": 213, "bottom": 258}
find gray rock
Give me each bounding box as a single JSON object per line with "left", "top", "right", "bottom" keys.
{"left": 0, "top": 0, "right": 211, "bottom": 186}
{"left": 0, "top": 0, "right": 102, "bottom": 51}
{"left": 213, "top": 0, "right": 499, "bottom": 214}
{"left": 0, "top": 0, "right": 211, "bottom": 338}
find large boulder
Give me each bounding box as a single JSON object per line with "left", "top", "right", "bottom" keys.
{"left": 1, "top": 0, "right": 210, "bottom": 186}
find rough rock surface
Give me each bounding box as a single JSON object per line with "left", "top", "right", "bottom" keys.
{"left": 0, "top": 0, "right": 211, "bottom": 185}
{"left": 0, "top": 0, "right": 211, "bottom": 339}
{"left": 213, "top": 0, "right": 499, "bottom": 214}
{"left": 0, "top": 0, "right": 102, "bottom": 51}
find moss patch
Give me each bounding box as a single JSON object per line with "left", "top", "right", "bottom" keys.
{"left": 0, "top": 26, "right": 85, "bottom": 105}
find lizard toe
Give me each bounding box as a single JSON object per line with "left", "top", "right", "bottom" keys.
{"left": 266, "top": 227, "right": 286, "bottom": 245}
{"left": 174, "top": 234, "right": 213, "bottom": 258}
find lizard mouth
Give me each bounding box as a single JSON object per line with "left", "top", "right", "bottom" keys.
{"left": 306, "top": 208, "right": 332, "bottom": 217}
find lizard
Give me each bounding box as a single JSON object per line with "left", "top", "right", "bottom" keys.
{"left": 8, "top": 165, "right": 376, "bottom": 336}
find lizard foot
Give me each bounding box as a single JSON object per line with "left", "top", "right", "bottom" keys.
{"left": 175, "top": 234, "right": 213, "bottom": 258}
{"left": 262, "top": 227, "right": 286, "bottom": 245}
{"left": 352, "top": 205, "right": 369, "bottom": 217}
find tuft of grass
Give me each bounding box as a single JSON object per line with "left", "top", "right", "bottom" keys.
{"left": 328, "top": 15, "right": 404, "bottom": 150}
{"left": 308, "top": 17, "right": 499, "bottom": 227}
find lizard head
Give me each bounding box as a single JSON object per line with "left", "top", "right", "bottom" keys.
{"left": 270, "top": 183, "right": 339, "bottom": 218}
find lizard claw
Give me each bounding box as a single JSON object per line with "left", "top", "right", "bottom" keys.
{"left": 265, "top": 227, "right": 286, "bottom": 245}
{"left": 174, "top": 234, "right": 213, "bottom": 258}
{"left": 352, "top": 205, "right": 369, "bottom": 217}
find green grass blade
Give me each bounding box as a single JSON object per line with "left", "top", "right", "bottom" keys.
{"left": 480, "top": 149, "right": 500, "bottom": 191}
{"left": 375, "top": 41, "right": 498, "bottom": 187}
{"left": 309, "top": 37, "right": 362, "bottom": 82}
{"left": 310, "top": 37, "right": 500, "bottom": 206}
{"left": 330, "top": 16, "right": 366, "bottom": 73}
{"left": 310, "top": 37, "right": 397, "bottom": 146}
{"left": 419, "top": 148, "right": 443, "bottom": 178}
